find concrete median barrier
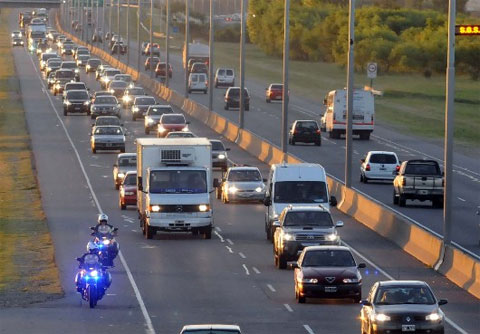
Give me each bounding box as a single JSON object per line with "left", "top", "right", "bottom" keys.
{"left": 55, "top": 13, "right": 480, "bottom": 300}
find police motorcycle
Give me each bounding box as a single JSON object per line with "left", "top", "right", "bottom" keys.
{"left": 75, "top": 243, "right": 112, "bottom": 308}
{"left": 89, "top": 214, "right": 119, "bottom": 267}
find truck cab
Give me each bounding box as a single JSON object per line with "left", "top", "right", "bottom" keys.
{"left": 137, "top": 138, "right": 213, "bottom": 239}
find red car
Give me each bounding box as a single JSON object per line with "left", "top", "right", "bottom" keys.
{"left": 157, "top": 113, "right": 189, "bottom": 138}
{"left": 155, "top": 62, "right": 173, "bottom": 78}
{"left": 119, "top": 171, "right": 137, "bottom": 210}
{"left": 266, "top": 83, "right": 284, "bottom": 103}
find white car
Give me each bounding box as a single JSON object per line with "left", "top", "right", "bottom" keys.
{"left": 214, "top": 67, "right": 235, "bottom": 88}
{"left": 90, "top": 125, "right": 126, "bottom": 154}
{"left": 188, "top": 73, "right": 208, "bottom": 94}
{"left": 360, "top": 151, "right": 400, "bottom": 183}
{"left": 217, "top": 166, "right": 266, "bottom": 204}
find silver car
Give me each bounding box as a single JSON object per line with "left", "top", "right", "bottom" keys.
{"left": 112, "top": 153, "right": 137, "bottom": 189}
{"left": 144, "top": 104, "right": 174, "bottom": 134}
{"left": 90, "top": 95, "right": 121, "bottom": 119}
{"left": 90, "top": 125, "right": 125, "bottom": 154}
{"left": 210, "top": 139, "right": 230, "bottom": 172}
{"left": 217, "top": 167, "right": 266, "bottom": 203}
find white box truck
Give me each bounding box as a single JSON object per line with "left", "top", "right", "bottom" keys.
{"left": 136, "top": 138, "right": 213, "bottom": 239}
{"left": 321, "top": 89, "right": 374, "bottom": 140}
{"left": 183, "top": 42, "right": 209, "bottom": 70}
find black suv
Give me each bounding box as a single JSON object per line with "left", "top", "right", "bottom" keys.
{"left": 63, "top": 90, "right": 91, "bottom": 116}
{"left": 289, "top": 120, "right": 322, "bottom": 146}
{"left": 224, "top": 87, "right": 250, "bottom": 111}
{"left": 273, "top": 205, "right": 343, "bottom": 269}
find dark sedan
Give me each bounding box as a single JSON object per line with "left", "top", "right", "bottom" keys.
{"left": 63, "top": 90, "right": 91, "bottom": 116}
{"left": 360, "top": 280, "right": 447, "bottom": 334}
{"left": 131, "top": 96, "right": 156, "bottom": 121}
{"left": 107, "top": 80, "right": 129, "bottom": 99}
{"left": 293, "top": 246, "right": 364, "bottom": 304}
{"left": 289, "top": 120, "right": 321, "bottom": 146}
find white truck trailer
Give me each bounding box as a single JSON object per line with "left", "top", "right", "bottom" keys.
{"left": 136, "top": 138, "right": 213, "bottom": 239}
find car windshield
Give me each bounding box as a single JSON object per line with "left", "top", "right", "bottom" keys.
{"left": 370, "top": 154, "right": 397, "bottom": 164}
{"left": 123, "top": 174, "right": 137, "bottom": 186}
{"left": 62, "top": 62, "right": 76, "bottom": 69}
{"left": 88, "top": 59, "right": 101, "bottom": 66}
{"left": 95, "top": 96, "right": 117, "bottom": 104}
{"left": 210, "top": 141, "right": 225, "bottom": 151}
{"left": 228, "top": 170, "right": 261, "bottom": 182}
{"left": 95, "top": 118, "right": 120, "bottom": 126}
{"left": 49, "top": 61, "right": 61, "bottom": 67}
{"left": 274, "top": 181, "right": 328, "bottom": 204}
{"left": 67, "top": 91, "right": 88, "bottom": 99}
{"left": 66, "top": 84, "right": 85, "bottom": 90}
{"left": 83, "top": 253, "right": 101, "bottom": 266}
{"left": 128, "top": 88, "right": 145, "bottom": 96}
{"left": 297, "top": 121, "right": 318, "bottom": 130}
{"left": 136, "top": 97, "right": 156, "bottom": 105}
{"left": 374, "top": 286, "right": 436, "bottom": 305}
{"left": 55, "top": 70, "right": 74, "bottom": 79}
{"left": 148, "top": 106, "right": 173, "bottom": 115}
{"left": 110, "top": 81, "right": 128, "bottom": 88}
{"left": 94, "top": 127, "right": 123, "bottom": 135}
{"left": 404, "top": 163, "right": 440, "bottom": 176}
{"left": 218, "top": 69, "right": 225, "bottom": 75}
{"left": 149, "top": 170, "right": 207, "bottom": 194}
{"left": 118, "top": 156, "right": 136, "bottom": 167}
{"left": 162, "top": 115, "right": 185, "bottom": 124}
{"left": 167, "top": 132, "right": 195, "bottom": 138}
{"left": 115, "top": 75, "right": 132, "bottom": 82}
{"left": 271, "top": 84, "right": 283, "bottom": 90}
{"left": 226, "top": 69, "right": 234, "bottom": 76}
{"left": 106, "top": 70, "right": 121, "bottom": 76}
{"left": 284, "top": 211, "right": 333, "bottom": 227}
{"left": 302, "top": 250, "right": 356, "bottom": 267}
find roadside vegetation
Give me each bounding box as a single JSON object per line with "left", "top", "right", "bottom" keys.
{"left": 0, "top": 9, "right": 62, "bottom": 306}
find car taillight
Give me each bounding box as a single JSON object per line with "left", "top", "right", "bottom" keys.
{"left": 396, "top": 165, "right": 400, "bottom": 172}
{"left": 402, "top": 178, "right": 406, "bottom": 186}
{"left": 316, "top": 129, "right": 321, "bottom": 134}
{"left": 365, "top": 164, "right": 370, "bottom": 171}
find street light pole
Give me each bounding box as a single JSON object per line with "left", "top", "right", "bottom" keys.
{"left": 281, "top": 0, "right": 290, "bottom": 162}
{"left": 238, "top": 0, "right": 246, "bottom": 129}
{"left": 443, "top": 0, "right": 456, "bottom": 246}
{"left": 184, "top": 0, "right": 190, "bottom": 97}
{"left": 137, "top": 0, "right": 141, "bottom": 73}
{"left": 149, "top": 0, "right": 153, "bottom": 77}
{"left": 127, "top": 0, "right": 130, "bottom": 64}
{"left": 208, "top": 0, "right": 214, "bottom": 112}
{"left": 102, "top": 0, "right": 106, "bottom": 50}
{"left": 345, "top": 0, "right": 355, "bottom": 188}
{"left": 165, "top": 0, "right": 170, "bottom": 87}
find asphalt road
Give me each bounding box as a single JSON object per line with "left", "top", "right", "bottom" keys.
{"left": 1, "top": 9, "right": 479, "bottom": 334}
{"left": 62, "top": 9, "right": 480, "bottom": 258}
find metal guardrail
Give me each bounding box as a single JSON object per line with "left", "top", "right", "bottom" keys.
{"left": 0, "top": 0, "right": 62, "bottom": 8}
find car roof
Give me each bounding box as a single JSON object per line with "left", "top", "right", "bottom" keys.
{"left": 295, "top": 119, "right": 318, "bottom": 123}
{"left": 117, "top": 153, "right": 136, "bottom": 158}
{"left": 378, "top": 280, "right": 429, "bottom": 287}
{"left": 228, "top": 166, "right": 260, "bottom": 172}
{"left": 95, "top": 125, "right": 122, "bottom": 129}
{"left": 367, "top": 151, "right": 397, "bottom": 155}
{"left": 161, "top": 113, "right": 184, "bottom": 118}
{"left": 271, "top": 163, "right": 326, "bottom": 181}
{"left": 303, "top": 245, "right": 351, "bottom": 252}
{"left": 283, "top": 205, "right": 330, "bottom": 213}
{"left": 181, "top": 325, "right": 241, "bottom": 331}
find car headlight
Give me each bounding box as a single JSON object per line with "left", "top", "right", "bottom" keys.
{"left": 150, "top": 205, "right": 161, "bottom": 212}
{"left": 228, "top": 186, "right": 237, "bottom": 194}
{"left": 426, "top": 313, "right": 442, "bottom": 321}
{"left": 157, "top": 125, "right": 165, "bottom": 132}
{"left": 255, "top": 187, "right": 263, "bottom": 193}
{"left": 198, "top": 204, "right": 209, "bottom": 212}
{"left": 218, "top": 154, "right": 226, "bottom": 159}
{"left": 64, "top": 101, "right": 71, "bottom": 106}
{"left": 342, "top": 278, "right": 360, "bottom": 283}
{"left": 301, "top": 278, "right": 318, "bottom": 284}
{"left": 132, "top": 106, "right": 139, "bottom": 112}
{"left": 146, "top": 118, "right": 154, "bottom": 124}
{"left": 325, "top": 233, "right": 338, "bottom": 241}
{"left": 374, "top": 314, "right": 391, "bottom": 322}
{"left": 84, "top": 101, "right": 90, "bottom": 106}
{"left": 123, "top": 96, "right": 131, "bottom": 102}
{"left": 117, "top": 172, "right": 125, "bottom": 179}
{"left": 283, "top": 233, "right": 294, "bottom": 241}
{"left": 74, "top": 69, "right": 79, "bottom": 73}
{"left": 182, "top": 126, "right": 189, "bottom": 132}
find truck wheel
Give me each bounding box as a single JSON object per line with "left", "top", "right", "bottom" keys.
{"left": 275, "top": 252, "right": 287, "bottom": 269}
{"left": 203, "top": 227, "right": 212, "bottom": 240}
{"left": 399, "top": 195, "right": 406, "bottom": 207}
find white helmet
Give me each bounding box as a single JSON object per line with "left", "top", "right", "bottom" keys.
{"left": 86, "top": 241, "right": 99, "bottom": 252}
{"left": 97, "top": 213, "right": 108, "bottom": 224}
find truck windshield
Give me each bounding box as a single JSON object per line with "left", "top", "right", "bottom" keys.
{"left": 149, "top": 170, "right": 207, "bottom": 194}
{"left": 274, "top": 181, "right": 328, "bottom": 204}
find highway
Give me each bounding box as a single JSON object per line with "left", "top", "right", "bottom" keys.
{"left": 1, "top": 9, "right": 479, "bottom": 334}
{"left": 65, "top": 8, "right": 480, "bottom": 258}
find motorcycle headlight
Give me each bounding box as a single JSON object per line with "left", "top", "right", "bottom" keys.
{"left": 123, "top": 95, "right": 131, "bottom": 102}
{"left": 218, "top": 154, "right": 226, "bottom": 159}
{"left": 228, "top": 186, "right": 237, "bottom": 194}
{"left": 74, "top": 69, "right": 79, "bottom": 73}
{"left": 146, "top": 118, "right": 154, "bottom": 123}
{"left": 182, "top": 126, "right": 189, "bottom": 132}
{"left": 132, "top": 106, "right": 139, "bottom": 112}
{"left": 198, "top": 204, "right": 209, "bottom": 212}
{"left": 102, "top": 77, "right": 109, "bottom": 83}
{"left": 109, "top": 89, "right": 115, "bottom": 94}
{"left": 426, "top": 313, "right": 442, "bottom": 321}
{"left": 255, "top": 187, "right": 263, "bottom": 193}
{"left": 102, "top": 239, "right": 110, "bottom": 245}
{"left": 374, "top": 314, "right": 391, "bottom": 322}
{"left": 90, "top": 270, "right": 98, "bottom": 277}
{"left": 301, "top": 278, "right": 318, "bottom": 284}
{"left": 157, "top": 125, "right": 165, "bottom": 132}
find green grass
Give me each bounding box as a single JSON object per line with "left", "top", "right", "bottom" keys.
{"left": 0, "top": 9, "right": 62, "bottom": 306}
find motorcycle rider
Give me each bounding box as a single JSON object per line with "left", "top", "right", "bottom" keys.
{"left": 90, "top": 213, "right": 119, "bottom": 266}
{"left": 75, "top": 242, "right": 112, "bottom": 294}
{"left": 92, "top": 213, "right": 115, "bottom": 234}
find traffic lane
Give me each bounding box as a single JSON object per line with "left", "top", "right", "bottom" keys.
{"left": 11, "top": 39, "right": 149, "bottom": 333}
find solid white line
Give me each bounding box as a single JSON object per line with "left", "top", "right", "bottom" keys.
{"left": 303, "top": 324, "right": 315, "bottom": 334}
{"left": 226, "top": 238, "right": 234, "bottom": 245}
{"left": 283, "top": 303, "right": 293, "bottom": 312}
{"left": 267, "top": 284, "right": 276, "bottom": 292}
{"left": 215, "top": 226, "right": 222, "bottom": 232}
{"left": 457, "top": 197, "right": 466, "bottom": 202}
{"left": 242, "top": 264, "right": 250, "bottom": 276}
{"left": 238, "top": 252, "right": 246, "bottom": 259}
{"left": 342, "top": 241, "right": 468, "bottom": 334}
{"left": 28, "top": 53, "right": 155, "bottom": 334}
{"left": 214, "top": 230, "right": 224, "bottom": 242}
{"left": 252, "top": 267, "right": 261, "bottom": 274}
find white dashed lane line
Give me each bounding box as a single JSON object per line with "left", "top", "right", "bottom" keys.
{"left": 303, "top": 324, "right": 315, "bottom": 334}
{"left": 252, "top": 267, "right": 261, "bottom": 274}
{"left": 267, "top": 284, "right": 276, "bottom": 292}
{"left": 238, "top": 252, "right": 246, "bottom": 259}
{"left": 283, "top": 303, "right": 293, "bottom": 312}
{"left": 242, "top": 264, "right": 250, "bottom": 276}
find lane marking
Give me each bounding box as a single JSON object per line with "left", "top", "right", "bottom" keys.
{"left": 303, "top": 324, "right": 315, "bottom": 334}
{"left": 267, "top": 284, "right": 276, "bottom": 292}
{"left": 252, "top": 267, "right": 261, "bottom": 274}
{"left": 342, "top": 240, "right": 468, "bottom": 334}
{"left": 238, "top": 252, "right": 246, "bottom": 259}
{"left": 27, "top": 53, "right": 156, "bottom": 334}
{"left": 214, "top": 230, "right": 224, "bottom": 242}
{"left": 215, "top": 226, "right": 222, "bottom": 232}
{"left": 283, "top": 303, "right": 293, "bottom": 312}
{"left": 457, "top": 197, "right": 466, "bottom": 202}
{"left": 242, "top": 264, "right": 250, "bottom": 276}
{"left": 225, "top": 246, "right": 234, "bottom": 254}
{"left": 226, "top": 238, "right": 234, "bottom": 245}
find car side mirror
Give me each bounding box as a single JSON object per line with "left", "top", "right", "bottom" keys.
{"left": 360, "top": 300, "right": 371, "bottom": 306}
{"left": 76, "top": 257, "right": 82, "bottom": 262}
{"left": 323, "top": 98, "right": 327, "bottom": 105}
{"left": 263, "top": 196, "right": 271, "bottom": 206}
{"left": 438, "top": 299, "right": 448, "bottom": 306}
{"left": 330, "top": 196, "right": 337, "bottom": 207}
{"left": 262, "top": 178, "right": 267, "bottom": 182}
{"left": 335, "top": 221, "right": 344, "bottom": 227}
{"left": 113, "top": 164, "right": 118, "bottom": 167}
{"left": 137, "top": 177, "right": 143, "bottom": 191}
{"left": 360, "top": 158, "right": 365, "bottom": 163}
{"left": 288, "top": 262, "right": 299, "bottom": 269}
{"left": 213, "top": 178, "right": 219, "bottom": 188}
{"left": 186, "top": 121, "right": 190, "bottom": 124}
{"left": 357, "top": 263, "right": 366, "bottom": 269}
{"left": 226, "top": 148, "right": 231, "bottom": 151}
{"left": 272, "top": 220, "right": 281, "bottom": 227}
{"left": 113, "top": 227, "right": 118, "bottom": 232}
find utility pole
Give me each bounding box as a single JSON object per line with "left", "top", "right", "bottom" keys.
{"left": 117, "top": 0, "right": 120, "bottom": 59}
{"left": 238, "top": 0, "right": 246, "bottom": 128}
{"left": 165, "top": 0, "right": 170, "bottom": 87}
{"left": 184, "top": 0, "right": 190, "bottom": 97}
{"left": 127, "top": 0, "right": 130, "bottom": 64}
{"left": 281, "top": 0, "right": 290, "bottom": 162}
{"left": 443, "top": 0, "right": 456, "bottom": 246}
{"left": 345, "top": 0, "right": 355, "bottom": 188}
{"left": 208, "top": 0, "right": 214, "bottom": 112}
{"left": 149, "top": 0, "right": 153, "bottom": 77}
{"left": 102, "top": 0, "right": 106, "bottom": 50}
{"left": 137, "top": 0, "right": 141, "bottom": 73}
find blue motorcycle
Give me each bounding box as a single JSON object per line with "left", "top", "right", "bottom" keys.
{"left": 75, "top": 252, "right": 111, "bottom": 308}
{"left": 89, "top": 226, "right": 119, "bottom": 267}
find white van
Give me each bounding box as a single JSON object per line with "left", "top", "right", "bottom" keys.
{"left": 321, "top": 89, "right": 374, "bottom": 140}
{"left": 214, "top": 68, "right": 235, "bottom": 88}
{"left": 263, "top": 163, "right": 337, "bottom": 241}
{"left": 188, "top": 73, "right": 208, "bottom": 94}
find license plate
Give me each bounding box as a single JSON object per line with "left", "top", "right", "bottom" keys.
{"left": 75, "top": 107, "right": 81, "bottom": 110}
{"left": 324, "top": 286, "right": 337, "bottom": 293}
{"left": 106, "top": 143, "right": 112, "bottom": 147}
{"left": 402, "top": 325, "right": 415, "bottom": 332}
{"left": 379, "top": 167, "right": 386, "bottom": 170}
{"left": 175, "top": 220, "right": 185, "bottom": 224}
{"left": 419, "top": 190, "right": 429, "bottom": 195}
{"left": 275, "top": 96, "right": 282, "bottom": 99}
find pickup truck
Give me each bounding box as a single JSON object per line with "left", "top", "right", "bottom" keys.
{"left": 393, "top": 160, "right": 444, "bottom": 208}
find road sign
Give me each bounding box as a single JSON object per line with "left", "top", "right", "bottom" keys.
{"left": 367, "top": 62, "right": 377, "bottom": 79}
{"left": 455, "top": 24, "right": 480, "bottom": 36}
